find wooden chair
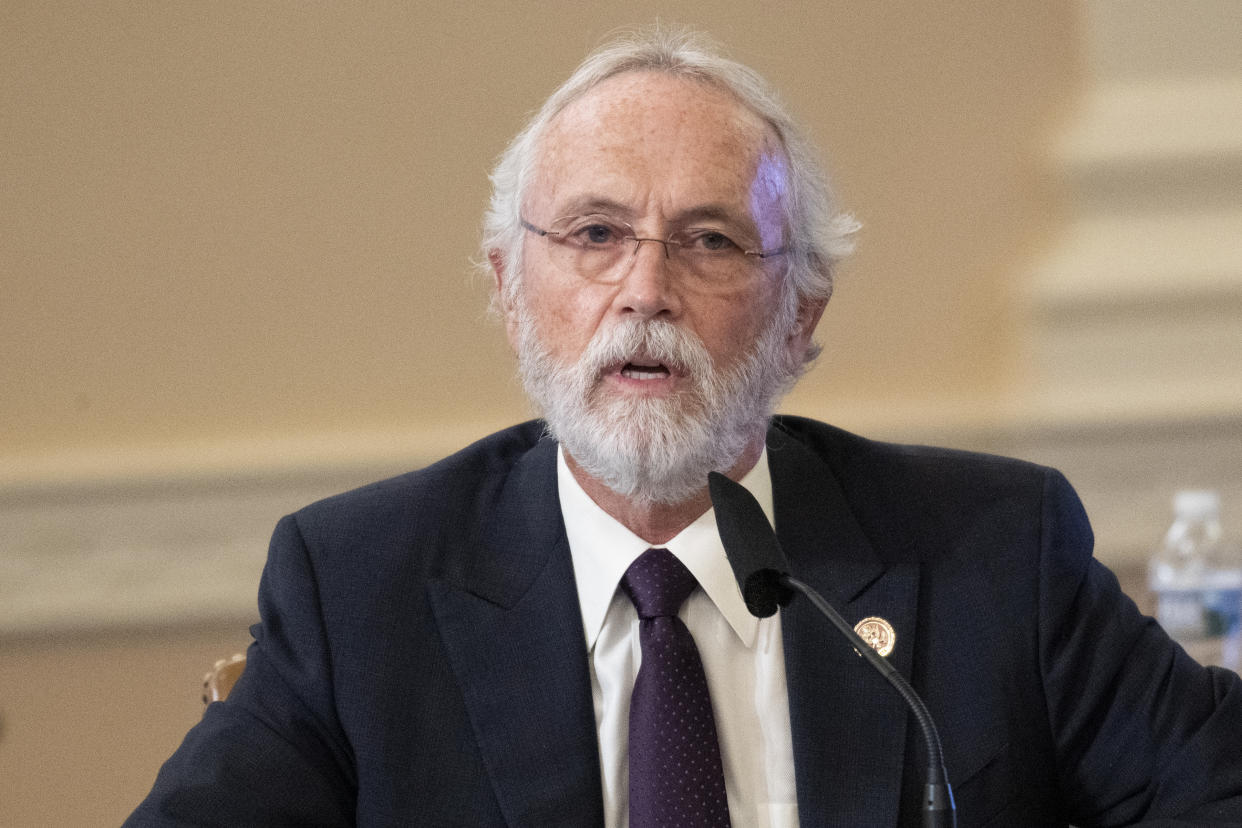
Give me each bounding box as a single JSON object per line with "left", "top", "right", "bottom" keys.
{"left": 202, "top": 653, "right": 247, "bottom": 707}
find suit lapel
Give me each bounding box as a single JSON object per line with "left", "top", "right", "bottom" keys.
{"left": 771, "top": 430, "right": 919, "bottom": 827}
{"left": 425, "top": 423, "right": 922, "bottom": 825}
{"left": 427, "top": 438, "right": 604, "bottom": 827}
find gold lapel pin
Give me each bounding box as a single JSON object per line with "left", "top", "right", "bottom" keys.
{"left": 853, "top": 616, "right": 896, "bottom": 657}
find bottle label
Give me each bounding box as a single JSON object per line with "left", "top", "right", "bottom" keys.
{"left": 1156, "top": 587, "right": 1242, "bottom": 640}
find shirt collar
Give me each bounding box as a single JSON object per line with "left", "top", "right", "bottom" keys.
{"left": 558, "top": 445, "right": 776, "bottom": 651}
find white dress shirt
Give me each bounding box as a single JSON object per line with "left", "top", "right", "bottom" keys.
{"left": 558, "top": 446, "right": 799, "bottom": 828}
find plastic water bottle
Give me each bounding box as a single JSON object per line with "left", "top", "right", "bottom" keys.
{"left": 1149, "top": 490, "right": 1242, "bottom": 672}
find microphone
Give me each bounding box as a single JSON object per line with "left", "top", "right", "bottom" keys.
{"left": 708, "top": 471, "right": 956, "bottom": 828}
{"left": 707, "top": 472, "right": 794, "bottom": 617}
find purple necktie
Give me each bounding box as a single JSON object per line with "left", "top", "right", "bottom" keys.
{"left": 621, "top": 548, "right": 731, "bottom": 827}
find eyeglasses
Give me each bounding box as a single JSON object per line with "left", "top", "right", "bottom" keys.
{"left": 520, "top": 213, "right": 787, "bottom": 291}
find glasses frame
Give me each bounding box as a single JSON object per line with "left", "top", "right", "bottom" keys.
{"left": 520, "top": 215, "right": 789, "bottom": 262}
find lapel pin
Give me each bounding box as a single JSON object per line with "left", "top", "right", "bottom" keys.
{"left": 853, "top": 616, "right": 896, "bottom": 657}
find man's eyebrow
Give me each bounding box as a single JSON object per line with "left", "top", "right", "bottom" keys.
{"left": 553, "top": 195, "right": 635, "bottom": 219}
{"left": 671, "top": 204, "right": 752, "bottom": 228}
{"left": 551, "top": 198, "right": 752, "bottom": 225}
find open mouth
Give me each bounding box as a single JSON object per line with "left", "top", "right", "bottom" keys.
{"left": 620, "top": 360, "right": 672, "bottom": 381}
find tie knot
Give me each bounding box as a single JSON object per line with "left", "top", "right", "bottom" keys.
{"left": 621, "top": 548, "right": 698, "bottom": 619}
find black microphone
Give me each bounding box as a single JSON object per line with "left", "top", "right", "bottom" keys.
{"left": 708, "top": 471, "right": 956, "bottom": 828}
{"left": 707, "top": 472, "right": 795, "bottom": 617}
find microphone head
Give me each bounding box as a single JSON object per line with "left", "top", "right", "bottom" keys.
{"left": 708, "top": 471, "right": 794, "bottom": 618}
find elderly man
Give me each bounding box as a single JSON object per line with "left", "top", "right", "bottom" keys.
{"left": 128, "top": 30, "right": 1242, "bottom": 827}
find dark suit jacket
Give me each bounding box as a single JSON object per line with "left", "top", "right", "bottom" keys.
{"left": 127, "top": 417, "right": 1242, "bottom": 827}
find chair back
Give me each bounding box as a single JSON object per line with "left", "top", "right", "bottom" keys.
{"left": 202, "top": 653, "right": 247, "bottom": 706}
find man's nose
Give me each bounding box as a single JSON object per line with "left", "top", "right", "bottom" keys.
{"left": 615, "top": 237, "right": 680, "bottom": 319}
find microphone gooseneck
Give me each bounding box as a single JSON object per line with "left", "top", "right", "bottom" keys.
{"left": 708, "top": 471, "right": 956, "bottom": 828}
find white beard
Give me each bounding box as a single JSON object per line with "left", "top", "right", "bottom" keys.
{"left": 512, "top": 296, "right": 805, "bottom": 506}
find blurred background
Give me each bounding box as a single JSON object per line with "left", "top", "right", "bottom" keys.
{"left": 3, "top": 2, "right": 1241, "bottom": 823}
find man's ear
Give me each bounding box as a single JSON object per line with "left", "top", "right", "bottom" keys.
{"left": 488, "top": 249, "right": 507, "bottom": 296}
{"left": 489, "top": 249, "right": 521, "bottom": 348}
{"left": 790, "top": 296, "right": 827, "bottom": 349}
{"left": 782, "top": 293, "right": 827, "bottom": 366}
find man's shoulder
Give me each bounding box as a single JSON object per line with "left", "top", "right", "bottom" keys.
{"left": 769, "top": 415, "right": 1091, "bottom": 570}
{"left": 771, "top": 414, "right": 1052, "bottom": 484}
{"left": 289, "top": 420, "right": 552, "bottom": 536}
{"left": 770, "top": 415, "right": 1072, "bottom": 534}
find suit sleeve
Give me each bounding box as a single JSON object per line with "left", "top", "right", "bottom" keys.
{"left": 1037, "top": 469, "right": 1242, "bottom": 826}
{"left": 124, "top": 514, "right": 357, "bottom": 827}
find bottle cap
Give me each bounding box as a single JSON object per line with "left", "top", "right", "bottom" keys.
{"left": 1173, "top": 490, "right": 1220, "bottom": 519}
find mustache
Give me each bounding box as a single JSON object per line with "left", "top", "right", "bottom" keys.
{"left": 578, "top": 318, "right": 714, "bottom": 380}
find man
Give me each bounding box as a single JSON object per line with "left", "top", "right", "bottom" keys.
{"left": 128, "top": 30, "right": 1242, "bottom": 827}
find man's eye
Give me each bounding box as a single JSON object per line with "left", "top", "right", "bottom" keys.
{"left": 562, "top": 220, "right": 622, "bottom": 246}
{"left": 582, "top": 224, "right": 616, "bottom": 244}
{"left": 688, "top": 230, "right": 738, "bottom": 252}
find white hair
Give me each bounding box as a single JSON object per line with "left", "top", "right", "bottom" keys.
{"left": 481, "top": 26, "right": 859, "bottom": 362}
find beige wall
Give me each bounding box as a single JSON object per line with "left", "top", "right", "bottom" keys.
{"left": 0, "top": 3, "right": 1080, "bottom": 825}
{"left": 2, "top": 2, "right": 1076, "bottom": 474}
{"left": 0, "top": 624, "right": 253, "bottom": 827}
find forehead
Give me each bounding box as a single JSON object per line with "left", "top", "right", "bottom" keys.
{"left": 530, "top": 71, "right": 785, "bottom": 222}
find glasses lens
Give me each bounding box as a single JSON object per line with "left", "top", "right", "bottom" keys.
{"left": 548, "top": 214, "right": 631, "bottom": 280}
{"left": 670, "top": 228, "right": 765, "bottom": 287}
